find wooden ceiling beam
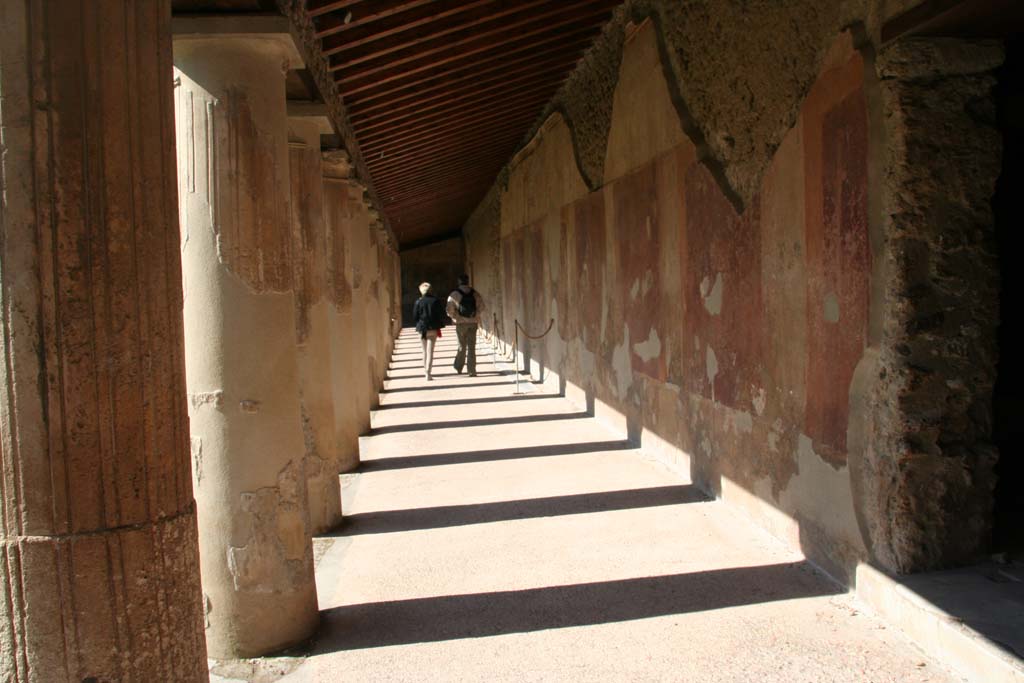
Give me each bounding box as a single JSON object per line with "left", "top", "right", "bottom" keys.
{"left": 335, "top": 19, "right": 608, "bottom": 95}
{"left": 370, "top": 140, "right": 521, "bottom": 188}
{"left": 308, "top": 0, "right": 367, "bottom": 18}
{"left": 373, "top": 150, "right": 515, "bottom": 191}
{"left": 348, "top": 50, "right": 579, "bottom": 120}
{"left": 382, "top": 183, "right": 498, "bottom": 213}
{"left": 314, "top": 0, "right": 436, "bottom": 39}
{"left": 362, "top": 110, "right": 542, "bottom": 168}
{"left": 351, "top": 70, "right": 564, "bottom": 129}
{"left": 344, "top": 37, "right": 591, "bottom": 111}
{"left": 366, "top": 127, "right": 526, "bottom": 177}
{"left": 355, "top": 85, "right": 553, "bottom": 143}
{"left": 380, "top": 167, "right": 507, "bottom": 202}
{"left": 328, "top": 0, "right": 606, "bottom": 68}
{"left": 322, "top": 0, "right": 502, "bottom": 57}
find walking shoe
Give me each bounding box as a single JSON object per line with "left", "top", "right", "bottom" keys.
{"left": 468, "top": 372, "right": 477, "bottom": 377}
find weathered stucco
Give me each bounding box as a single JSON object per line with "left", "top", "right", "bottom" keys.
{"left": 174, "top": 35, "right": 320, "bottom": 658}
{"left": 465, "top": 13, "right": 1004, "bottom": 579}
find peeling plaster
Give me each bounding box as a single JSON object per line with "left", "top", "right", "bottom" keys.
{"left": 752, "top": 386, "right": 767, "bottom": 416}
{"left": 228, "top": 460, "right": 311, "bottom": 593}
{"left": 612, "top": 326, "right": 633, "bottom": 400}
{"left": 823, "top": 292, "right": 840, "bottom": 323}
{"left": 633, "top": 327, "right": 662, "bottom": 364}
{"left": 700, "top": 272, "right": 724, "bottom": 315}
{"left": 191, "top": 436, "right": 203, "bottom": 486}
{"left": 705, "top": 345, "right": 719, "bottom": 400}
{"left": 239, "top": 400, "right": 261, "bottom": 414}
{"left": 777, "top": 434, "right": 867, "bottom": 558}
{"left": 189, "top": 390, "right": 224, "bottom": 411}
{"left": 732, "top": 411, "right": 754, "bottom": 434}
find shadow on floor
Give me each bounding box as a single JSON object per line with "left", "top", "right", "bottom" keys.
{"left": 380, "top": 381, "right": 513, "bottom": 394}
{"left": 342, "top": 485, "right": 707, "bottom": 535}
{"left": 360, "top": 439, "right": 632, "bottom": 471}
{"left": 386, "top": 369, "right": 504, "bottom": 379}
{"left": 314, "top": 561, "right": 840, "bottom": 651}
{"left": 369, "top": 411, "right": 588, "bottom": 435}
{"left": 377, "top": 393, "right": 554, "bottom": 410}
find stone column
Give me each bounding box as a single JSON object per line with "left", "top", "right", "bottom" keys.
{"left": 0, "top": 2, "right": 208, "bottom": 681}
{"left": 364, "top": 225, "right": 384, "bottom": 402}
{"left": 349, "top": 199, "right": 376, "bottom": 424}
{"left": 173, "top": 30, "right": 318, "bottom": 657}
{"left": 289, "top": 118, "right": 342, "bottom": 533}
{"left": 323, "top": 160, "right": 369, "bottom": 470}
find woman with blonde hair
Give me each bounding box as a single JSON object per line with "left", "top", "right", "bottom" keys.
{"left": 412, "top": 282, "right": 446, "bottom": 380}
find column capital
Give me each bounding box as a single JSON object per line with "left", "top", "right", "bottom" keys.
{"left": 288, "top": 101, "right": 334, "bottom": 135}
{"left": 172, "top": 14, "right": 304, "bottom": 69}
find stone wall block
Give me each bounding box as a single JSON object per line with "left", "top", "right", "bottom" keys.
{"left": 1, "top": 1, "right": 207, "bottom": 679}
{"left": 866, "top": 37, "right": 1004, "bottom": 572}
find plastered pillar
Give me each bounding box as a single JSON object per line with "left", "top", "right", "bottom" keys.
{"left": 352, "top": 207, "right": 377, "bottom": 421}
{"left": 322, "top": 160, "right": 369, "bottom": 470}
{"left": 288, "top": 119, "right": 342, "bottom": 533}
{"left": 0, "top": 2, "right": 208, "bottom": 680}
{"left": 173, "top": 33, "right": 318, "bottom": 658}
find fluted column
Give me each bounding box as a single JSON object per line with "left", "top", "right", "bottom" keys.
{"left": 0, "top": 1, "right": 207, "bottom": 680}
{"left": 173, "top": 31, "right": 318, "bottom": 658}
{"left": 289, "top": 119, "right": 342, "bottom": 533}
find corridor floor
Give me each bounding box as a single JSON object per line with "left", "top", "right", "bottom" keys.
{"left": 280, "top": 329, "right": 962, "bottom": 682}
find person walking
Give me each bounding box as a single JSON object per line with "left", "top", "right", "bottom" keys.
{"left": 412, "top": 282, "right": 446, "bottom": 380}
{"left": 447, "top": 274, "right": 485, "bottom": 377}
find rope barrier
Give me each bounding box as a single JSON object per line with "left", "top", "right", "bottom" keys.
{"left": 515, "top": 318, "right": 555, "bottom": 340}
{"left": 513, "top": 317, "right": 555, "bottom": 394}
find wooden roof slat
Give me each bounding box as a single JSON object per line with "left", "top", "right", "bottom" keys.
{"left": 366, "top": 124, "right": 528, "bottom": 173}
{"left": 349, "top": 50, "right": 579, "bottom": 120}
{"left": 361, "top": 110, "right": 544, "bottom": 168}
{"left": 334, "top": 19, "right": 608, "bottom": 97}
{"left": 315, "top": 0, "right": 438, "bottom": 39}
{"left": 370, "top": 138, "right": 523, "bottom": 186}
{"left": 299, "top": 0, "right": 624, "bottom": 246}
{"left": 345, "top": 35, "right": 592, "bottom": 110}
{"left": 308, "top": 0, "right": 367, "bottom": 18}
{"left": 373, "top": 147, "right": 517, "bottom": 188}
{"left": 334, "top": 10, "right": 612, "bottom": 87}
{"left": 352, "top": 71, "right": 564, "bottom": 130}
{"left": 355, "top": 83, "right": 556, "bottom": 142}
{"left": 322, "top": 0, "right": 503, "bottom": 57}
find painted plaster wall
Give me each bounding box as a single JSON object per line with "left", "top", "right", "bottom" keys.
{"left": 470, "top": 22, "right": 877, "bottom": 581}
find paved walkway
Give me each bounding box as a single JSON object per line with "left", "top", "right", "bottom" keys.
{"left": 278, "top": 329, "right": 961, "bottom": 682}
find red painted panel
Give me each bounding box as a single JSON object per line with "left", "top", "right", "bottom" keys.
{"left": 613, "top": 163, "right": 665, "bottom": 380}
{"left": 682, "top": 163, "right": 764, "bottom": 411}
{"left": 805, "top": 87, "right": 870, "bottom": 461}
{"left": 574, "top": 190, "right": 606, "bottom": 354}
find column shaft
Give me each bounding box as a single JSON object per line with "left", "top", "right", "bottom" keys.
{"left": 0, "top": 1, "right": 207, "bottom": 680}
{"left": 173, "top": 36, "right": 318, "bottom": 658}
{"left": 289, "top": 120, "right": 342, "bottom": 533}
{"left": 322, "top": 165, "right": 367, "bottom": 471}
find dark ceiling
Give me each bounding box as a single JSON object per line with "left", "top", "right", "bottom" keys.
{"left": 306, "top": 0, "right": 621, "bottom": 248}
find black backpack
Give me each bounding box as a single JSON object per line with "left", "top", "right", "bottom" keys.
{"left": 457, "top": 288, "right": 477, "bottom": 318}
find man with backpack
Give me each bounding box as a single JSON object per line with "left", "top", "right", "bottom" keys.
{"left": 447, "top": 274, "right": 485, "bottom": 377}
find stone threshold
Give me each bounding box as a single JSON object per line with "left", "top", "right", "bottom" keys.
{"left": 856, "top": 561, "right": 1024, "bottom": 683}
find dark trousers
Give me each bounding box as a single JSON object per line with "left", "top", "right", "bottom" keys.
{"left": 454, "top": 323, "right": 478, "bottom": 374}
